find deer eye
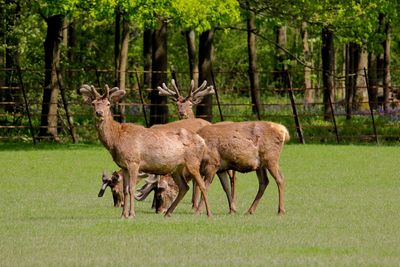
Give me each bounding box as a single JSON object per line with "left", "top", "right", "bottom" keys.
{"left": 107, "top": 102, "right": 111, "bottom": 106}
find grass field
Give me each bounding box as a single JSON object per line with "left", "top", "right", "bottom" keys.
{"left": 0, "top": 144, "right": 399, "bottom": 266}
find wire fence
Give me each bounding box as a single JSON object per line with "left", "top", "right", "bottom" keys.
{"left": 0, "top": 67, "right": 399, "bottom": 144}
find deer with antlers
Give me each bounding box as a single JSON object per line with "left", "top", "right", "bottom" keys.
{"left": 159, "top": 80, "right": 290, "bottom": 215}
{"left": 153, "top": 80, "right": 238, "bottom": 213}
{"left": 80, "top": 84, "right": 212, "bottom": 218}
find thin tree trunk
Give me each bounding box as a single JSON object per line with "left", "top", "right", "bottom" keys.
{"left": 149, "top": 19, "right": 168, "bottom": 126}
{"left": 114, "top": 8, "right": 121, "bottom": 86}
{"left": 196, "top": 29, "right": 214, "bottom": 122}
{"left": 301, "top": 22, "right": 313, "bottom": 107}
{"left": 4, "top": 0, "right": 22, "bottom": 114}
{"left": 354, "top": 47, "right": 368, "bottom": 111}
{"left": 368, "top": 52, "right": 378, "bottom": 109}
{"left": 273, "top": 25, "right": 287, "bottom": 95}
{"left": 382, "top": 20, "right": 391, "bottom": 113}
{"left": 39, "top": 14, "right": 64, "bottom": 140}
{"left": 321, "top": 26, "right": 335, "bottom": 121}
{"left": 246, "top": 5, "right": 261, "bottom": 116}
{"left": 345, "top": 42, "right": 358, "bottom": 119}
{"left": 117, "top": 18, "right": 130, "bottom": 123}
{"left": 143, "top": 28, "right": 152, "bottom": 90}
{"left": 186, "top": 29, "right": 199, "bottom": 87}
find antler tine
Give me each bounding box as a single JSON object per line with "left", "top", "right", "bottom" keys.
{"left": 189, "top": 79, "right": 195, "bottom": 96}
{"left": 90, "top": 85, "right": 101, "bottom": 98}
{"left": 157, "top": 83, "right": 178, "bottom": 101}
{"left": 190, "top": 80, "right": 208, "bottom": 97}
{"left": 109, "top": 86, "right": 119, "bottom": 95}
{"left": 104, "top": 84, "right": 110, "bottom": 98}
{"left": 171, "top": 79, "right": 181, "bottom": 98}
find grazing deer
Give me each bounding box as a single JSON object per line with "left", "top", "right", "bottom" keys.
{"left": 157, "top": 80, "right": 237, "bottom": 213}
{"left": 98, "top": 170, "right": 178, "bottom": 213}
{"left": 80, "top": 84, "right": 211, "bottom": 218}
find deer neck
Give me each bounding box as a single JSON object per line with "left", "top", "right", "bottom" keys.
{"left": 185, "top": 108, "right": 196, "bottom": 119}
{"left": 95, "top": 113, "right": 120, "bottom": 150}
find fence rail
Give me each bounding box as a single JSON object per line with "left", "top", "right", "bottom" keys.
{"left": 0, "top": 68, "right": 399, "bottom": 144}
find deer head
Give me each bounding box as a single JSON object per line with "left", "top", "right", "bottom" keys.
{"left": 80, "top": 84, "right": 126, "bottom": 122}
{"left": 135, "top": 174, "right": 178, "bottom": 213}
{"left": 98, "top": 170, "right": 124, "bottom": 207}
{"left": 157, "top": 79, "right": 214, "bottom": 119}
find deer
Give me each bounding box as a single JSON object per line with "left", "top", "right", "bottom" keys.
{"left": 156, "top": 79, "right": 238, "bottom": 214}
{"left": 80, "top": 84, "right": 212, "bottom": 218}
{"left": 98, "top": 170, "right": 178, "bottom": 213}
{"left": 197, "top": 121, "right": 290, "bottom": 215}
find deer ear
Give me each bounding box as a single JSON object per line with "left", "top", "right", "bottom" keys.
{"left": 109, "top": 89, "right": 126, "bottom": 103}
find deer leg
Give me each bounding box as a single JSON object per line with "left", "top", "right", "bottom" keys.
{"left": 195, "top": 169, "right": 217, "bottom": 214}
{"left": 227, "top": 170, "right": 237, "bottom": 213}
{"left": 267, "top": 164, "right": 285, "bottom": 215}
{"left": 165, "top": 174, "right": 189, "bottom": 217}
{"left": 246, "top": 167, "right": 269, "bottom": 215}
{"left": 192, "top": 172, "right": 212, "bottom": 217}
{"left": 191, "top": 180, "right": 200, "bottom": 210}
{"left": 121, "top": 169, "right": 130, "bottom": 218}
{"left": 216, "top": 171, "right": 236, "bottom": 214}
{"left": 121, "top": 166, "right": 139, "bottom": 219}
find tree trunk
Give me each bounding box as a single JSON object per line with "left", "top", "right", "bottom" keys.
{"left": 117, "top": 18, "right": 130, "bottom": 122}
{"left": 186, "top": 29, "right": 199, "bottom": 87}
{"left": 196, "top": 30, "right": 214, "bottom": 122}
{"left": 368, "top": 52, "right": 378, "bottom": 110}
{"left": 114, "top": 8, "right": 121, "bottom": 86}
{"left": 273, "top": 25, "right": 287, "bottom": 95}
{"left": 321, "top": 26, "right": 335, "bottom": 121}
{"left": 246, "top": 6, "right": 261, "bottom": 117}
{"left": 149, "top": 19, "right": 168, "bottom": 126}
{"left": 301, "top": 22, "right": 313, "bottom": 107}
{"left": 382, "top": 19, "right": 391, "bottom": 113}
{"left": 345, "top": 42, "right": 358, "bottom": 119}
{"left": 354, "top": 47, "right": 368, "bottom": 111}
{"left": 143, "top": 28, "right": 152, "bottom": 90}
{"left": 39, "top": 15, "right": 64, "bottom": 140}
{"left": 4, "top": 0, "right": 22, "bottom": 114}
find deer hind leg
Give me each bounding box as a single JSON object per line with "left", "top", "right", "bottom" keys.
{"left": 217, "top": 171, "right": 236, "bottom": 214}
{"left": 164, "top": 173, "right": 189, "bottom": 217}
{"left": 227, "top": 170, "right": 237, "bottom": 213}
{"left": 191, "top": 180, "right": 200, "bottom": 210}
{"left": 246, "top": 167, "right": 269, "bottom": 215}
{"left": 267, "top": 163, "right": 285, "bottom": 215}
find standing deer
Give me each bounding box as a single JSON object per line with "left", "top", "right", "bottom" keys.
{"left": 157, "top": 79, "right": 237, "bottom": 213}
{"left": 197, "top": 121, "right": 290, "bottom": 215}
{"left": 80, "top": 84, "right": 211, "bottom": 218}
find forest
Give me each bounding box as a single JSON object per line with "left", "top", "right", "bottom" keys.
{"left": 1, "top": 0, "right": 400, "bottom": 143}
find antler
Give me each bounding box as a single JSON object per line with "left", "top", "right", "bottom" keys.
{"left": 157, "top": 79, "right": 181, "bottom": 101}
{"left": 134, "top": 174, "right": 160, "bottom": 201}
{"left": 80, "top": 84, "right": 101, "bottom": 98}
{"left": 189, "top": 80, "right": 215, "bottom": 105}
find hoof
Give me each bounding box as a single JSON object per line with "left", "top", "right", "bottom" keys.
{"left": 164, "top": 213, "right": 172, "bottom": 218}
{"left": 278, "top": 210, "right": 286, "bottom": 216}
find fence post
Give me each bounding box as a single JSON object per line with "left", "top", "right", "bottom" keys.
{"left": 211, "top": 70, "right": 224, "bottom": 122}
{"left": 327, "top": 89, "right": 340, "bottom": 144}
{"left": 56, "top": 68, "right": 77, "bottom": 143}
{"left": 363, "top": 67, "right": 378, "bottom": 144}
{"left": 16, "top": 66, "right": 36, "bottom": 145}
{"left": 134, "top": 70, "right": 149, "bottom": 127}
{"left": 285, "top": 70, "right": 305, "bottom": 144}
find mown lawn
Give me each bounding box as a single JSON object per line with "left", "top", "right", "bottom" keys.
{"left": 0, "top": 144, "right": 399, "bottom": 266}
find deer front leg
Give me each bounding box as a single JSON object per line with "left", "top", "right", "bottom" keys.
{"left": 121, "top": 165, "right": 139, "bottom": 219}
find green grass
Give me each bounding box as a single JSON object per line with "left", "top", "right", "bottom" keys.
{"left": 0, "top": 144, "right": 399, "bottom": 266}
